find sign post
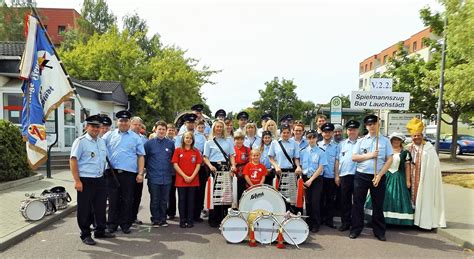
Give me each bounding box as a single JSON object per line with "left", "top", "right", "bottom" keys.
{"left": 330, "top": 96, "right": 342, "bottom": 125}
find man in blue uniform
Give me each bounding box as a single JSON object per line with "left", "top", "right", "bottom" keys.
{"left": 104, "top": 110, "right": 145, "bottom": 234}
{"left": 99, "top": 114, "right": 112, "bottom": 138}
{"left": 235, "top": 111, "right": 249, "bottom": 134}
{"left": 214, "top": 109, "right": 226, "bottom": 121}
{"left": 178, "top": 104, "right": 210, "bottom": 136}
{"left": 145, "top": 121, "right": 175, "bottom": 227}
{"left": 350, "top": 114, "right": 393, "bottom": 241}
{"left": 70, "top": 115, "right": 114, "bottom": 245}
{"left": 318, "top": 122, "right": 340, "bottom": 228}
{"left": 130, "top": 116, "right": 148, "bottom": 225}
{"left": 337, "top": 120, "right": 360, "bottom": 232}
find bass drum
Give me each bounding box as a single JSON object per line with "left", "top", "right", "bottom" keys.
{"left": 281, "top": 216, "right": 309, "bottom": 245}
{"left": 239, "top": 184, "right": 286, "bottom": 223}
{"left": 20, "top": 199, "right": 47, "bottom": 221}
{"left": 220, "top": 210, "right": 248, "bottom": 244}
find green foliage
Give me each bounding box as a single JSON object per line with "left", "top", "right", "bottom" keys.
{"left": 0, "top": 120, "right": 33, "bottom": 182}
{"left": 79, "top": 0, "right": 116, "bottom": 35}
{"left": 0, "top": 0, "right": 32, "bottom": 41}
{"left": 251, "top": 77, "right": 316, "bottom": 124}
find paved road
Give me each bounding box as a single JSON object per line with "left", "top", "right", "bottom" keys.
{"left": 3, "top": 190, "right": 472, "bottom": 258}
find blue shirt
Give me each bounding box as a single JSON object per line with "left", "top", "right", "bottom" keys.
{"left": 338, "top": 138, "right": 359, "bottom": 177}
{"left": 301, "top": 145, "right": 328, "bottom": 177}
{"left": 105, "top": 129, "right": 146, "bottom": 173}
{"left": 70, "top": 133, "right": 107, "bottom": 178}
{"left": 204, "top": 137, "right": 235, "bottom": 162}
{"left": 318, "top": 140, "right": 340, "bottom": 178}
{"left": 179, "top": 123, "right": 210, "bottom": 136}
{"left": 268, "top": 138, "right": 300, "bottom": 169}
{"left": 292, "top": 137, "right": 309, "bottom": 151}
{"left": 354, "top": 135, "right": 393, "bottom": 174}
{"left": 244, "top": 136, "right": 261, "bottom": 148}
{"left": 175, "top": 131, "right": 207, "bottom": 154}
{"left": 144, "top": 137, "right": 175, "bottom": 184}
{"left": 257, "top": 144, "right": 272, "bottom": 169}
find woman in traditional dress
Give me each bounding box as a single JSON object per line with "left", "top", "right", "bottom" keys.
{"left": 364, "top": 132, "right": 414, "bottom": 225}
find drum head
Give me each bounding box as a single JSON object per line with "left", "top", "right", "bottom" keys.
{"left": 221, "top": 216, "right": 248, "bottom": 244}
{"left": 253, "top": 216, "right": 279, "bottom": 244}
{"left": 239, "top": 185, "right": 286, "bottom": 222}
{"left": 282, "top": 218, "right": 309, "bottom": 245}
{"left": 25, "top": 200, "right": 46, "bottom": 221}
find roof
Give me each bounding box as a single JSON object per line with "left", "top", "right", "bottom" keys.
{"left": 70, "top": 78, "right": 128, "bottom": 106}
{"left": 0, "top": 42, "right": 24, "bottom": 57}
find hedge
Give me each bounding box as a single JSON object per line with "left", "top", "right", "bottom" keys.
{"left": 0, "top": 120, "right": 33, "bottom": 182}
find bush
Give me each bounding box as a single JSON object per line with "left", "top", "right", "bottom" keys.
{"left": 0, "top": 120, "right": 33, "bottom": 182}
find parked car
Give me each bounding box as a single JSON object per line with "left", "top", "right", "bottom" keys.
{"left": 424, "top": 133, "right": 436, "bottom": 145}
{"left": 439, "top": 134, "right": 474, "bottom": 155}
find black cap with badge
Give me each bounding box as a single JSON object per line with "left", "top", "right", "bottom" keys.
{"left": 214, "top": 109, "right": 226, "bottom": 118}
{"left": 363, "top": 114, "right": 379, "bottom": 124}
{"left": 237, "top": 111, "right": 249, "bottom": 120}
{"left": 279, "top": 114, "right": 293, "bottom": 124}
{"left": 183, "top": 113, "right": 197, "bottom": 123}
{"left": 100, "top": 114, "right": 112, "bottom": 126}
{"left": 306, "top": 129, "right": 318, "bottom": 138}
{"left": 85, "top": 114, "right": 103, "bottom": 125}
{"left": 191, "top": 104, "right": 204, "bottom": 112}
{"left": 320, "top": 122, "right": 335, "bottom": 132}
{"left": 345, "top": 119, "right": 360, "bottom": 129}
{"left": 261, "top": 113, "right": 272, "bottom": 121}
{"left": 116, "top": 110, "right": 132, "bottom": 120}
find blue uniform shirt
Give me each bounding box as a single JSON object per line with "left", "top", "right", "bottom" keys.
{"left": 105, "top": 129, "right": 146, "bottom": 173}
{"left": 175, "top": 131, "right": 207, "bottom": 154}
{"left": 354, "top": 135, "right": 393, "bottom": 174}
{"left": 257, "top": 144, "right": 272, "bottom": 169}
{"left": 268, "top": 138, "right": 300, "bottom": 169}
{"left": 318, "top": 140, "right": 340, "bottom": 178}
{"left": 70, "top": 133, "right": 107, "bottom": 178}
{"left": 204, "top": 137, "right": 235, "bottom": 162}
{"left": 144, "top": 137, "right": 175, "bottom": 185}
{"left": 179, "top": 123, "right": 210, "bottom": 136}
{"left": 301, "top": 145, "right": 328, "bottom": 177}
{"left": 338, "top": 138, "right": 359, "bottom": 177}
{"left": 244, "top": 136, "right": 261, "bottom": 148}
{"left": 292, "top": 137, "right": 309, "bottom": 151}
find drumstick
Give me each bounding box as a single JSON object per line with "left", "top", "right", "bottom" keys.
{"left": 270, "top": 214, "right": 300, "bottom": 249}
{"left": 239, "top": 210, "right": 309, "bottom": 218}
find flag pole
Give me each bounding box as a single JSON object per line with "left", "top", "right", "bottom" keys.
{"left": 373, "top": 109, "right": 381, "bottom": 186}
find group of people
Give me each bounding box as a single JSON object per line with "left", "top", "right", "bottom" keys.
{"left": 70, "top": 104, "right": 446, "bottom": 246}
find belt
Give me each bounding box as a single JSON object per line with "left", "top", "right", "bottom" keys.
{"left": 116, "top": 169, "right": 133, "bottom": 174}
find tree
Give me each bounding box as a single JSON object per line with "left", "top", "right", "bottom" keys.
{"left": 0, "top": 0, "right": 33, "bottom": 41}
{"left": 78, "top": 0, "right": 116, "bottom": 35}
{"left": 122, "top": 12, "right": 162, "bottom": 59}
{"left": 252, "top": 77, "right": 316, "bottom": 124}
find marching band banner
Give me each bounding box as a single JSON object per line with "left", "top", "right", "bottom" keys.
{"left": 20, "top": 15, "right": 73, "bottom": 169}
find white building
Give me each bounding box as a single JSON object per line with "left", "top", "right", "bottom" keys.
{"left": 0, "top": 41, "right": 128, "bottom": 153}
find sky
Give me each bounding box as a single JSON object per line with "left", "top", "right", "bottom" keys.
{"left": 36, "top": 0, "right": 442, "bottom": 114}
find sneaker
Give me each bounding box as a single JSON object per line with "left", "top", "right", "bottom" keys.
{"left": 152, "top": 222, "right": 160, "bottom": 228}
{"left": 159, "top": 221, "right": 169, "bottom": 227}
{"left": 81, "top": 237, "right": 96, "bottom": 245}
{"left": 187, "top": 223, "right": 194, "bottom": 228}
{"left": 179, "top": 222, "right": 187, "bottom": 228}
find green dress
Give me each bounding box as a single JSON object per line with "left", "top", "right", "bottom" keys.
{"left": 364, "top": 150, "right": 414, "bottom": 225}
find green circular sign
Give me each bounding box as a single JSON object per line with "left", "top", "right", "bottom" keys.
{"left": 332, "top": 98, "right": 341, "bottom": 106}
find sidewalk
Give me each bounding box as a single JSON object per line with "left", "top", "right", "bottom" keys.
{"left": 0, "top": 170, "right": 77, "bottom": 251}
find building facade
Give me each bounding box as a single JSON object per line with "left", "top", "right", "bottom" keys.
{"left": 37, "top": 8, "right": 81, "bottom": 46}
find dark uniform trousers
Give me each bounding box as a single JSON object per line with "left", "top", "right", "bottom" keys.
{"left": 303, "top": 175, "right": 323, "bottom": 229}
{"left": 351, "top": 173, "right": 386, "bottom": 237}
{"left": 340, "top": 174, "right": 355, "bottom": 227}
{"left": 77, "top": 177, "right": 107, "bottom": 239}
{"left": 167, "top": 175, "right": 177, "bottom": 218}
{"left": 132, "top": 182, "right": 143, "bottom": 221}
{"left": 107, "top": 171, "right": 136, "bottom": 230}
{"left": 194, "top": 165, "right": 208, "bottom": 220}
{"left": 321, "top": 177, "right": 337, "bottom": 225}
{"left": 178, "top": 187, "right": 197, "bottom": 224}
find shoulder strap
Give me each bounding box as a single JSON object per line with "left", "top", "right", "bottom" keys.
{"left": 213, "top": 137, "right": 230, "bottom": 165}
{"left": 278, "top": 140, "right": 295, "bottom": 168}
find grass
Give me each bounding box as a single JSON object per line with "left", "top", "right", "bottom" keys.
{"left": 443, "top": 174, "right": 474, "bottom": 189}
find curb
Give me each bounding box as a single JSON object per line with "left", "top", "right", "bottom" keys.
{"left": 0, "top": 174, "right": 44, "bottom": 192}
{"left": 0, "top": 202, "right": 77, "bottom": 252}
{"left": 437, "top": 228, "right": 474, "bottom": 250}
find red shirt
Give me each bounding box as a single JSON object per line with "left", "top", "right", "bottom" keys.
{"left": 171, "top": 147, "right": 203, "bottom": 187}
{"left": 243, "top": 162, "right": 267, "bottom": 186}
{"left": 234, "top": 145, "right": 250, "bottom": 176}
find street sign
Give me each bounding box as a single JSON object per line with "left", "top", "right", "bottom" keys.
{"left": 330, "top": 96, "right": 342, "bottom": 124}
{"left": 350, "top": 91, "right": 410, "bottom": 110}
{"left": 370, "top": 78, "right": 393, "bottom": 92}
{"left": 387, "top": 113, "right": 422, "bottom": 135}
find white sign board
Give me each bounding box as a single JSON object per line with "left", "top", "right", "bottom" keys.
{"left": 370, "top": 78, "right": 393, "bottom": 92}
{"left": 387, "top": 113, "right": 422, "bottom": 135}
{"left": 350, "top": 91, "right": 410, "bottom": 110}
{"left": 330, "top": 96, "right": 342, "bottom": 124}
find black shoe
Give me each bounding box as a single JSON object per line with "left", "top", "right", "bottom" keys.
{"left": 179, "top": 222, "right": 187, "bottom": 228}
{"left": 187, "top": 223, "right": 194, "bottom": 228}
{"left": 94, "top": 232, "right": 115, "bottom": 238}
{"left": 168, "top": 215, "right": 176, "bottom": 220}
{"left": 122, "top": 228, "right": 131, "bottom": 234}
{"left": 338, "top": 225, "right": 351, "bottom": 232}
{"left": 82, "top": 237, "right": 96, "bottom": 245}
{"left": 349, "top": 232, "right": 359, "bottom": 239}
{"left": 375, "top": 234, "right": 386, "bottom": 241}
{"left": 159, "top": 221, "right": 169, "bottom": 227}
{"left": 134, "top": 219, "right": 143, "bottom": 225}
{"left": 194, "top": 218, "right": 204, "bottom": 223}
{"left": 325, "top": 223, "right": 336, "bottom": 229}
{"left": 107, "top": 227, "right": 117, "bottom": 233}
{"left": 152, "top": 222, "right": 160, "bottom": 228}
{"left": 310, "top": 227, "right": 320, "bottom": 233}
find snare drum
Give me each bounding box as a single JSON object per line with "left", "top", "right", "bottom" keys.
{"left": 220, "top": 210, "right": 248, "bottom": 243}
{"left": 281, "top": 216, "right": 309, "bottom": 245}
{"left": 19, "top": 199, "right": 47, "bottom": 221}
{"left": 239, "top": 184, "right": 286, "bottom": 222}
{"left": 252, "top": 214, "right": 279, "bottom": 244}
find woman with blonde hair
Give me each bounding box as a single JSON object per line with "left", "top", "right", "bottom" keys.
{"left": 263, "top": 119, "right": 279, "bottom": 140}
{"left": 203, "top": 120, "right": 237, "bottom": 227}
{"left": 244, "top": 122, "right": 261, "bottom": 148}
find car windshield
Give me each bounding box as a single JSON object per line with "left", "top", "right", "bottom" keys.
{"left": 459, "top": 135, "right": 474, "bottom": 141}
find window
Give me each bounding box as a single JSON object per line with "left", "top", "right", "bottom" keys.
{"left": 3, "top": 93, "right": 22, "bottom": 124}
{"left": 364, "top": 64, "right": 368, "bottom": 72}
{"left": 58, "top": 25, "right": 66, "bottom": 34}
{"left": 392, "top": 50, "right": 397, "bottom": 57}
{"left": 383, "top": 55, "right": 388, "bottom": 64}
{"left": 413, "top": 41, "right": 417, "bottom": 52}
{"left": 369, "top": 62, "right": 373, "bottom": 70}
